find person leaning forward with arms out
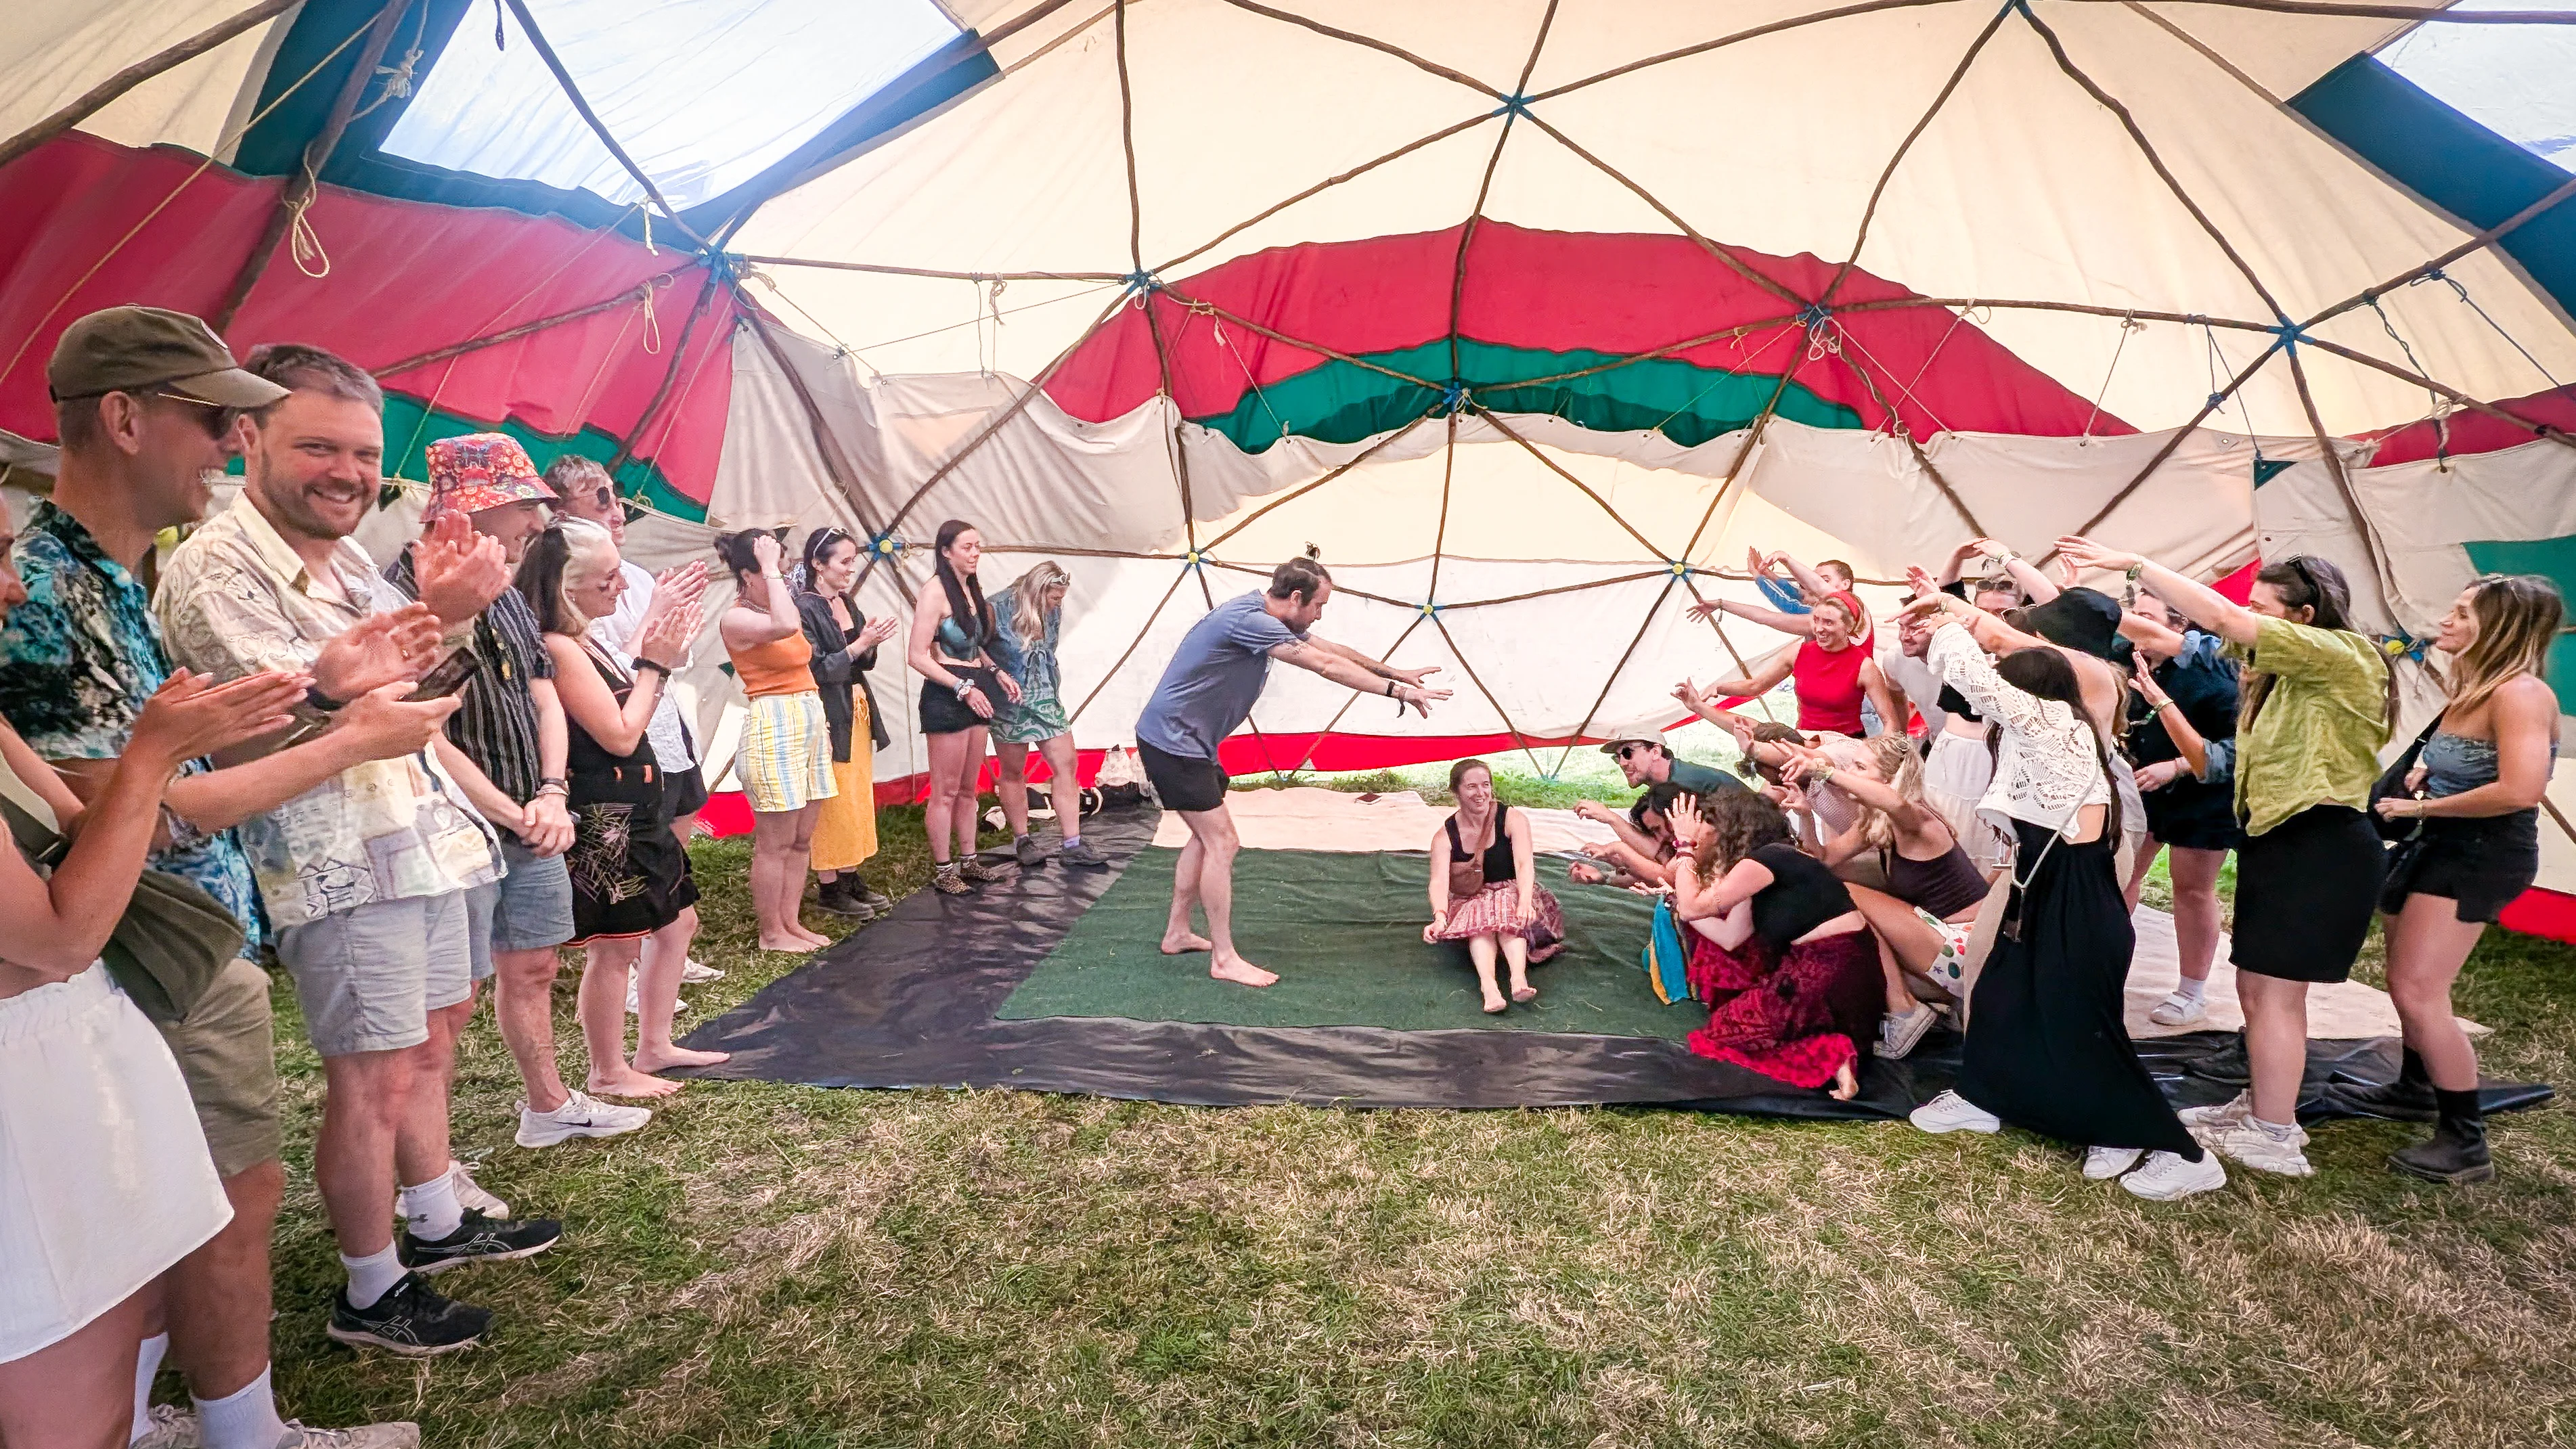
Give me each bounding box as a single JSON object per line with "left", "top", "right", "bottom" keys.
{"left": 0, "top": 307, "right": 470, "bottom": 1446}
{"left": 1134, "top": 549, "right": 1450, "bottom": 986}
{"left": 154, "top": 341, "right": 563, "bottom": 1362}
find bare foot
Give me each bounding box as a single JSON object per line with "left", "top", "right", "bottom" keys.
{"left": 635, "top": 1044, "right": 730, "bottom": 1073}
{"left": 1511, "top": 983, "right": 1538, "bottom": 1004}
{"left": 759, "top": 934, "right": 820, "bottom": 954}
{"left": 1208, "top": 954, "right": 1278, "bottom": 987}
{"left": 1482, "top": 994, "right": 1508, "bottom": 1015}
{"left": 793, "top": 924, "right": 834, "bottom": 948}
{"left": 1828, "top": 1058, "right": 1860, "bottom": 1101}
{"left": 588, "top": 1067, "right": 683, "bottom": 1099}
{"left": 1161, "top": 931, "right": 1214, "bottom": 955}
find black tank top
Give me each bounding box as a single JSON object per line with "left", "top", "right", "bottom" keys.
{"left": 567, "top": 644, "right": 657, "bottom": 774}
{"left": 1749, "top": 843, "right": 1855, "bottom": 952}
{"left": 1444, "top": 805, "right": 1516, "bottom": 884}
{"left": 1884, "top": 839, "right": 1989, "bottom": 918}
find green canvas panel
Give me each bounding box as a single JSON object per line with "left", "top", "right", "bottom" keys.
{"left": 2462, "top": 536, "right": 2576, "bottom": 715}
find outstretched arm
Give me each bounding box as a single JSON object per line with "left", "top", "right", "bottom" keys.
{"left": 1310, "top": 635, "right": 1441, "bottom": 688}
{"left": 2056, "top": 537, "right": 2259, "bottom": 647}
{"left": 1271, "top": 639, "right": 1449, "bottom": 715}
{"left": 1699, "top": 642, "right": 1799, "bottom": 700}
{"left": 1773, "top": 552, "right": 1834, "bottom": 601}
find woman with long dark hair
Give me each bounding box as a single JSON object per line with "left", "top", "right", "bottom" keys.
{"left": 906, "top": 519, "right": 1021, "bottom": 894}
{"left": 1901, "top": 585, "right": 2223, "bottom": 1201}
{"left": 1422, "top": 758, "right": 1565, "bottom": 1013}
{"left": 2059, "top": 539, "right": 2393, "bottom": 1180}
{"left": 2365, "top": 574, "right": 2562, "bottom": 1182}
{"left": 797, "top": 528, "right": 900, "bottom": 918}
{"left": 715, "top": 529, "right": 835, "bottom": 953}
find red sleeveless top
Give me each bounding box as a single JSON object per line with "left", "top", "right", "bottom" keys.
{"left": 1791, "top": 638, "right": 1869, "bottom": 734}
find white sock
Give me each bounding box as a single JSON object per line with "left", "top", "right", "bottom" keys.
{"left": 1063, "top": 833, "right": 1081, "bottom": 848}
{"left": 2250, "top": 1115, "right": 2299, "bottom": 1140}
{"left": 131, "top": 1332, "right": 169, "bottom": 1442}
{"left": 2173, "top": 977, "right": 2207, "bottom": 1004}
{"left": 192, "top": 1364, "right": 288, "bottom": 1449}
{"left": 399, "top": 1172, "right": 464, "bottom": 1241}
{"left": 340, "top": 1243, "right": 406, "bottom": 1310}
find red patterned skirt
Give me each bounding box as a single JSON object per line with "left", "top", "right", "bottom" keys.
{"left": 1430, "top": 880, "right": 1566, "bottom": 962}
{"left": 1685, "top": 927, "right": 1882, "bottom": 1088}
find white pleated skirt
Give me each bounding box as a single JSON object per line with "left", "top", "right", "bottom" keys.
{"left": 0, "top": 963, "right": 231, "bottom": 1363}
{"left": 1924, "top": 730, "right": 2013, "bottom": 872}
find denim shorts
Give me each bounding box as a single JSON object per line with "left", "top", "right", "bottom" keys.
{"left": 274, "top": 891, "right": 473, "bottom": 1057}
{"left": 483, "top": 835, "right": 575, "bottom": 959}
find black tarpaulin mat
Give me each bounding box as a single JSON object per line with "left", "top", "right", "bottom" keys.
{"left": 679, "top": 807, "right": 2554, "bottom": 1121}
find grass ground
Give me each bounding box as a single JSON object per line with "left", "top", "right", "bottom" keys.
{"left": 248, "top": 795, "right": 2576, "bottom": 1448}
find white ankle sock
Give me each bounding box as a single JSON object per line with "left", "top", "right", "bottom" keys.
{"left": 399, "top": 1172, "right": 464, "bottom": 1241}
{"left": 193, "top": 1364, "right": 288, "bottom": 1449}
{"left": 2173, "top": 977, "right": 2207, "bottom": 1004}
{"left": 131, "top": 1331, "right": 169, "bottom": 1443}
{"left": 2250, "top": 1115, "right": 2299, "bottom": 1140}
{"left": 340, "top": 1243, "right": 405, "bottom": 1310}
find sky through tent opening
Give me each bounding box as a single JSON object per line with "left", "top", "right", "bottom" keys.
{"left": 2379, "top": 0, "right": 2576, "bottom": 173}
{"left": 380, "top": 0, "right": 963, "bottom": 209}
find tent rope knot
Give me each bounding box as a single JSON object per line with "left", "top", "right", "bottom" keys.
{"left": 1797, "top": 301, "right": 1834, "bottom": 330}
{"left": 1438, "top": 380, "right": 1471, "bottom": 414}
{"left": 1122, "top": 270, "right": 1162, "bottom": 297}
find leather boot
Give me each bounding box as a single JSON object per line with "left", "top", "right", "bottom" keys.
{"left": 2345, "top": 1046, "right": 2439, "bottom": 1123}
{"left": 2388, "top": 1087, "right": 2493, "bottom": 1184}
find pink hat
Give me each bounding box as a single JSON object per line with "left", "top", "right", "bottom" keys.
{"left": 425, "top": 432, "right": 555, "bottom": 516}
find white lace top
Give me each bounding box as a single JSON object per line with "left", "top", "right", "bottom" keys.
{"left": 1926, "top": 621, "right": 2110, "bottom": 839}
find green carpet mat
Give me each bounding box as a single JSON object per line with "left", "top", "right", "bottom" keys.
{"left": 995, "top": 848, "right": 1701, "bottom": 1039}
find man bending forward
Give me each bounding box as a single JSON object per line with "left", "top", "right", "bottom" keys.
{"left": 1135, "top": 555, "right": 1448, "bottom": 985}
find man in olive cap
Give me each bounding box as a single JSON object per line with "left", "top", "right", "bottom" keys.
{"left": 0, "top": 307, "right": 450, "bottom": 1446}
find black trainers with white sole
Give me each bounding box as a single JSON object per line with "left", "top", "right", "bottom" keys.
{"left": 326, "top": 1272, "right": 491, "bottom": 1356}
{"left": 399, "top": 1209, "right": 563, "bottom": 1276}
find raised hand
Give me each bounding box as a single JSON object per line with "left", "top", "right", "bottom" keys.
{"left": 1666, "top": 791, "right": 1706, "bottom": 847}
{"left": 128, "top": 669, "right": 309, "bottom": 770}
{"left": 2129, "top": 654, "right": 2171, "bottom": 707}
{"left": 414, "top": 512, "right": 512, "bottom": 627}
{"left": 333, "top": 682, "right": 464, "bottom": 763}
{"left": 2053, "top": 535, "right": 2139, "bottom": 574}
{"left": 638, "top": 602, "right": 703, "bottom": 671}
{"left": 311, "top": 605, "right": 443, "bottom": 700}
{"left": 750, "top": 531, "right": 783, "bottom": 574}
{"left": 1385, "top": 664, "right": 1444, "bottom": 688}
{"left": 857, "top": 614, "right": 901, "bottom": 650}
{"left": 1396, "top": 682, "right": 1451, "bottom": 718}
{"left": 1673, "top": 678, "right": 1710, "bottom": 713}
{"left": 1683, "top": 598, "right": 1722, "bottom": 623}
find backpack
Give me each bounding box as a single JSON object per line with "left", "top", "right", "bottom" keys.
{"left": 1641, "top": 893, "right": 1695, "bottom": 1006}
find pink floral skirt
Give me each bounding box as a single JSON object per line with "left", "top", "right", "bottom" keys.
{"left": 1431, "top": 880, "right": 1565, "bottom": 961}
{"left": 1685, "top": 928, "right": 1882, "bottom": 1088}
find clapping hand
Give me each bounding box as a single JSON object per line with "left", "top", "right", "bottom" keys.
{"left": 128, "top": 668, "right": 310, "bottom": 772}
{"left": 311, "top": 605, "right": 444, "bottom": 701}
{"left": 857, "top": 614, "right": 901, "bottom": 651}
{"left": 414, "top": 511, "right": 513, "bottom": 628}
{"left": 638, "top": 602, "right": 703, "bottom": 671}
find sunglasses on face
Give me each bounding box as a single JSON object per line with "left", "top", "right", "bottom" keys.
{"left": 154, "top": 392, "right": 234, "bottom": 439}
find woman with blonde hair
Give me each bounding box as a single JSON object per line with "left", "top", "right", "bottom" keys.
{"left": 990, "top": 560, "right": 1107, "bottom": 870}
{"left": 1693, "top": 590, "right": 1901, "bottom": 740}
{"left": 2363, "top": 574, "right": 2563, "bottom": 1182}
{"left": 518, "top": 520, "right": 724, "bottom": 1096}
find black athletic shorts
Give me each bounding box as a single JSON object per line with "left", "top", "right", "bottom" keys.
{"left": 1138, "top": 740, "right": 1227, "bottom": 813}
{"left": 665, "top": 764, "right": 709, "bottom": 820}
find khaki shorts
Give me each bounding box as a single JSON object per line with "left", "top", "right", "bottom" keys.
{"left": 152, "top": 956, "right": 282, "bottom": 1179}
{"left": 275, "top": 891, "right": 474, "bottom": 1058}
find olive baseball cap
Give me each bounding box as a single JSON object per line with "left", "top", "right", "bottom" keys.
{"left": 45, "top": 305, "right": 289, "bottom": 409}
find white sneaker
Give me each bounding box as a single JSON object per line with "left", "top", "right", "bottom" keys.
{"left": 515, "top": 1090, "right": 652, "bottom": 1149}
{"left": 2149, "top": 990, "right": 2208, "bottom": 1027}
{"left": 2177, "top": 1090, "right": 2252, "bottom": 1142}
{"left": 1909, "top": 1090, "right": 2002, "bottom": 1135}
{"left": 130, "top": 1404, "right": 198, "bottom": 1449}
{"left": 2084, "top": 1145, "right": 2146, "bottom": 1180}
{"left": 2120, "top": 1149, "right": 2228, "bottom": 1201}
{"left": 2207, "top": 1117, "right": 2315, "bottom": 1177}
{"left": 1873, "top": 1003, "right": 1939, "bottom": 1060}
{"left": 280, "top": 1423, "right": 422, "bottom": 1448}
{"left": 447, "top": 1159, "right": 509, "bottom": 1218}
{"left": 680, "top": 958, "right": 724, "bottom": 983}
{"left": 626, "top": 979, "right": 693, "bottom": 1017}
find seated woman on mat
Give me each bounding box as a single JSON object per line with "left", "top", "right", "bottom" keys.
{"left": 1423, "top": 758, "right": 1565, "bottom": 1014}
{"left": 1568, "top": 782, "right": 1684, "bottom": 888}
{"left": 1664, "top": 790, "right": 1882, "bottom": 1100}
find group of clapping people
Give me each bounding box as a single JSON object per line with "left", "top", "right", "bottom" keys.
{"left": 1469, "top": 537, "right": 2562, "bottom": 1204}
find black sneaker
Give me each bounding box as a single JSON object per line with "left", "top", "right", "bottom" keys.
{"left": 1059, "top": 839, "right": 1111, "bottom": 870}
{"left": 812, "top": 879, "right": 874, "bottom": 919}
{"left": 849, "top": 876, "right": 893, "bottom": 910}
{"left": 399, "top": 1209, "right": 562, "bottom": 1276}
{"left": 326, "top": 1272, "right": 491, "bottom": 1356}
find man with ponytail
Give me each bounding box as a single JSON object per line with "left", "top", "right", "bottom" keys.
{"left": 1136, "top": 548, "right": 1452, "bottom": 987}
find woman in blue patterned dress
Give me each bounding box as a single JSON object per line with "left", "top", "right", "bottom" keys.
{"left": 989, "top": 561, "right": 1105, "bottom": 869}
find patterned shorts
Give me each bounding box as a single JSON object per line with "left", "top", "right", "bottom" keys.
{"left": 740, "top": 691, "right": 838, "bottom": 814}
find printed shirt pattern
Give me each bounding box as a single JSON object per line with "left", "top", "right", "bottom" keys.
{"left": 154, "top": 493, "right": 500, "bottom": 927}
{"left": 382, "top": 545, "right": 552, "bottom": 805}
{"left": 0, "top": 502, "right": 265, "bottom": 954}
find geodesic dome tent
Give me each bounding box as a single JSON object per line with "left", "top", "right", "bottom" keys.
{"left": 5, "top": 1, "right": 2576, "bottom": 832}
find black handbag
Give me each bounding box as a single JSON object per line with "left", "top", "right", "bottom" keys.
{"left": 0, "top": 793, "right": 245, "bottom": 1023}
{"left": 2368, "top": 717, "right": 2445, "bottom": 845}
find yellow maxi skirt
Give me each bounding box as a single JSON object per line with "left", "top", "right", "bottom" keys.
{"left": 811, "top": 692, "right": 879, "bottom": 872}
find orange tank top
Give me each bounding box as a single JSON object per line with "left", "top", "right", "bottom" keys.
{"left": 730, "top": 631, "right": 816, "bottom": 698}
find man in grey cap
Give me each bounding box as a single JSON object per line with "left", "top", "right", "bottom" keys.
{"left": 0, "top": 306, "right": 450, "bottom": 1446}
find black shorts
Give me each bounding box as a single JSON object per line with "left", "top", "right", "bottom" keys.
{"left": 2231, "top": 803, "right": 2385, "bottom": 983}
{"left": 1138, "top": 740, "right": 1228, "bottom": 813}
{"left": 665, "top": 764, "right": 709, "bottom": 820}
{"left": 919, "top": 666, "right": 998, "bottom": 736}
{"left": 2382, "top": 808, "right": 2539, "bottom": 924}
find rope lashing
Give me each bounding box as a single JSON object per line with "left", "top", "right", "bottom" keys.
{"left": 2417, "top": 267, "right": 2564, "bottom": 390}
{"left": 1122, "top": 270, "right": 1162, "bottom": 298}
{"left": 2079, "top": 313, "right": 2147, "bottom": 443}
{"left": 285, "top": 155, "right": 330, "bottom": 279}
{"left": 1438, "top": 379, "right": 1471, "bottom": 414}
{"left": 636, "top": 273, "right": 673, "bottom": 354}
{"left": 2362, "top": 289, "right": 2442, "bottom": 414}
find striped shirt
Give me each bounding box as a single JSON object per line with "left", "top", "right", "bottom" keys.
{"left": 382, "top": 544, "right": 554, "bottom": 805}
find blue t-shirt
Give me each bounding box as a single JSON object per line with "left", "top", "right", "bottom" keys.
{"left": 1136, "top": 592, "right": 1305, "bottom": 761}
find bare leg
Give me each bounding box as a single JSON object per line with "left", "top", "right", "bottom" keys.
{"left": 635, "top": 908, "right": 728, "bottom": 1074}
{"left": 2167, "top": 846, "right": 2226, "bottom": 985}
{"left": 1829, "top": 1056, "right": 1860, "bottom": 1101}
{"left": 749, "top": 809, "right": 814, "bottom": 952}
{"left": 580, "top": 937, "right": 677, "bottom": 1098}
{"left": 1162, "top": 830, "right": 1212, "bottom": 953}
{"left": 1468, "top": 933, "right": 1505, "bottom": 1012}
{"left": 1042, "top": 734, "right": 1084, "bottom": 837}
{"left": 1502, "top": 932, "right": 1535, "bottom": 1002}
{"left": 1180, "top": 805, "right": 1273, "bottom": 985}
{"left": 393, "top": 1016, "right": 460, "bottom": 1211}
{"left": 995, "top": 740, "right": 1032, "bottom": 838}
{"left": 1846, "top": 884, "right": 1948, "bottom": 1010}
{"left": 161, "top": 1160, "right": 282, "bottom": 1402}
{"left": 952, "top": 728, "right": 988, "bottom": 862}
{"left": 2237, "top": 971, "right": 2312, "bottom": 1124}
{"left": 922, "top": 729, "right": 971, "bottom": 864}
{"left": 2124, "top": 837, "right": 2161, "bottom": 914}
{"left": 2386, "top": 893, "right": 2488, "bottom": 1091}
{"left": 493, "top": 948, "right": 569, "bottom": 1113}
{"left": 783, "top": 803, "right": 828, "bottom": 947}
{"left": 314, "top": 1048, "right": 420, "bottom": 1259}
{"left": 0, "top": 1281, "right": 148, "bottom": 1449}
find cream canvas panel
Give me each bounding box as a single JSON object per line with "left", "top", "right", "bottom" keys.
{"left": 0, "top": 0, "right": 289, "bottom": 159}
{"left": 2346, "top": 439, "right": 2576, "bottom": 634}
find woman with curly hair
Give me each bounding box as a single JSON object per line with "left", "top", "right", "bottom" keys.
{"left": 1664, "top": 790, "right": 1880, "bottom": 1100}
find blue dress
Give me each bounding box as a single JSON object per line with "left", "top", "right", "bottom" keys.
{"left": 987, "top": 583, "right": 1070, "bottom": 745}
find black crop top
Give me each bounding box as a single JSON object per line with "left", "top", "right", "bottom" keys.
{"left": 1748, "top": 843, "right": 1855, "bottom": 952}
{"left": 1444, "top": 805, "right": 1516, "bottom": 883}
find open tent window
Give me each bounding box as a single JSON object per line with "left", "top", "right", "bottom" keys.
{"left": 379, "top": 0, "right": 963, "bottom": 211}
{"left": 2378, "top": 0, "right": 2576, "bottom": 173}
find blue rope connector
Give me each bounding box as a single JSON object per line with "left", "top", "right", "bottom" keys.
{"left": 1181, "top": 549, "right": 1207, "bottom": 573}
{"left": 1122, "top": 270, "right": 1161, "bottom": 295}
{"left": 2205, "top": 393, "right": 2227, "bottom": 411}
{"left": 1666, "top": 560, "right": 1693, "bottom": 579}
{"left": 1492, "top": 93, "right": 1536, "bottom": 120}
{"left": 867, "top": 531, "right": 905, "bottom": 560}
{"left": 1798, "top": 301, "right": 1834, "bottom": 330}
{"left": 1417, "top": 600, "right": 1444, "bottom": 618}
{"left": 1439, "top": 380, "right": 1471, "bottom": 414}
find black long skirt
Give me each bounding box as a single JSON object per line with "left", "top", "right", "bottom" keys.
{"left": 1956, "top": 818, "right": 2200, "bottom": 1155}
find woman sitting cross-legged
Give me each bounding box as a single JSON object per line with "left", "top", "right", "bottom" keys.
{"left": 1664, "top": 791, "right": 1883, "bottom": 1100}
{"left": 1778, "top": 732, "right": 1991, "bottom": 1061}
{"left": 1423, "top": 758, "right": 1566, "bottom": 1013}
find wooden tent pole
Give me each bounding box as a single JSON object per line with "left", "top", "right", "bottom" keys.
{"left": 0, "top": 0, "right": 307, "bottom": 173}
{"left": 2296, "top": 336, "right": 2576, "bottom": 451}
{"left": 1821, "top": 1, "right": 2014, "bottom": 305}
{"left": 372, "top": 273, "right": 682, "bottom": 379}
{"left": 210, "top": 0, "right": 408, "bottom": 335}
{"left": 604, "top": 271, "right": 721, "bottom": 472}
{"left": 1553, "top": 578, "right": 1681, "bottom": 776}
